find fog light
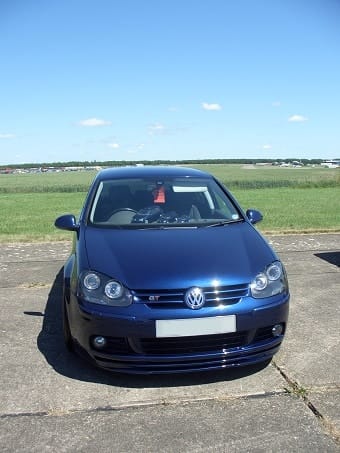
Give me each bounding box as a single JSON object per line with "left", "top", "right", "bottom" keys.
{"left": 93, "top": 336, "right": 107, "bottom": 348}
{"left": 272, "top": 324, "right": 283, "bottom": 337}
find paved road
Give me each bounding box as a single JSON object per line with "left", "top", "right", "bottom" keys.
{"left": 0, "top": 234, "right": 339, "bottom": 452}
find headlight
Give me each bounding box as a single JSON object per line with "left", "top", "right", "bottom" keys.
{"left": 79, "top": 271, "right": 132, "bottom": 306}
{"left": 83, "top": 273, "right": 101, "bottom": 290}
{"left": 250, "top": 261, "right": 288, "bottom": 298}
{"left": 105, "top": 281, "right": 123, "bottom": 299}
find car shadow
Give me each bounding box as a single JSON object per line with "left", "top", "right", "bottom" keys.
{"left": 37, "top": 267, "right": 271, "bottom": 388}
{"left": 314, "top": 251, "right": 340, "bottom": 267}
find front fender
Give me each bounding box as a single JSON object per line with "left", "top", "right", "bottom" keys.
{"left": 63, "top": 255, "right": 75, "bottom": 303}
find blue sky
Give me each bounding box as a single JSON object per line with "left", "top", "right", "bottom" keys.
{"left": 1, "top": 0, "right": 340, "bottom": 165}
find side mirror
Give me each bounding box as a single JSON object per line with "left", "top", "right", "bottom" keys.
{"left": 246, "top": 209, "right": 263, "bottom": 225}
{"left": 55, "top": 214, "right": 79, "bottom": 231}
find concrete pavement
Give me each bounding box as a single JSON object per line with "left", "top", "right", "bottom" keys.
{"left": 0, "top": 234, "right": 339, "bottom": 452}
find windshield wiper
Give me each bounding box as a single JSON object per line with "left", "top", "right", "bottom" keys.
{"left": 127, "top": 224, "right": 199, "bottom": 230}
{"left": 206, "top": 219, "right": 244, "bottom": 228}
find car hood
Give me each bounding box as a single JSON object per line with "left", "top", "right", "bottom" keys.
{"left": 83, "top": 223, "right": 276, "bottom": 289}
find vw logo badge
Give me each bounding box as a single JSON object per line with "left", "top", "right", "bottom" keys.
{"left": 184, "top": 287, "right": 205, "bottom": 310}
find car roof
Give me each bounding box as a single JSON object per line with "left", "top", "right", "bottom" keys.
{"left": 95, "top": 166, "right": 213, "bottom": 181}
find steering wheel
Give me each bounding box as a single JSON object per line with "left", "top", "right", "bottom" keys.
{"left": 111, "top": 208, "right": 137, "bottom": 215}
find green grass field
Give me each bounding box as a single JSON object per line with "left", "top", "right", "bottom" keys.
{"left": 0, "top": 165, "right": 339, "bottom": 242}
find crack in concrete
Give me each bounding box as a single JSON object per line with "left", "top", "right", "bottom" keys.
{"left": 272, "top": 361, "right": 340, "bottom": 445}
{"left": 1, "top": 369, "right": 339, "bottom": 446}
{"left": 0, "top": 390, "right": 289, "bottom": 419}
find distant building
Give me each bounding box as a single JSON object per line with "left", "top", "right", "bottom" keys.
{"left": 321, "top": 160, "right": 340, "bottom": 168}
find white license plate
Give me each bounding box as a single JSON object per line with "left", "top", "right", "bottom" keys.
{"left": 155, "top": 315, "right": 236, "bottom": 338}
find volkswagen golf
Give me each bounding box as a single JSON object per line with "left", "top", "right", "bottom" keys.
{"left": 55, "top": 166, "right": 289, "bottom": 374}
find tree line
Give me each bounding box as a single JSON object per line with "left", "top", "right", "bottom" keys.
{"left": 1, "top": 158, "right": 325, "bottom": 170}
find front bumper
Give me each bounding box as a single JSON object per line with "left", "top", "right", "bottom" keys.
{"left": 67, "top": 294, "right": 289, "bottom": 374}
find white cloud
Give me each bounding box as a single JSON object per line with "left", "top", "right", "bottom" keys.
{"left": 107, "top": 143, "right": 119, "bottom": 149}
{"left": 78, "top": 118, "right": 112, "bottom": 127}
{"left": 202, "top": 102, "right": 222, "bottom": 111}
{"left": 0, "top": 133, "right": 15, "bottom": 139}
{"left": 272, "top": 101, "right": 281, "bottom": 107}
{"left": 262, "top": 144, "right": 272, "bottom": 150}
{"left": 125, "top": 143, "right": 145, "bottom": 154}
{"left": 148, "top": 123, "right": 189, "bottom": 136}
{"left": 148, "top": 123, "right": 167, "bottom": 135}
{"left": 288, "top": 114, "right": 308, "bottom": 122}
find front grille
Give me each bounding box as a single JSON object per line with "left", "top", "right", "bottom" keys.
{"left": 133, "top": 284, "right": 249, "bottom": 308}
{"left": 91, "top": 324, "right": 281, "bottom": 356}
{"left": 140, "top": 332, "right": 248, "bottom": 354}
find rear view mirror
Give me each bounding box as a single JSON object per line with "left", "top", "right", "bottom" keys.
{"left": 55, "top": 214, "right": 79, "bottom": 231}
{"left": 246, "top": 209, "right": 263, "bottom": 225}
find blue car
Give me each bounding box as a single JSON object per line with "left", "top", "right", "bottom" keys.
{"left": 55, "top": 166, "right": 289, "bottom": 374}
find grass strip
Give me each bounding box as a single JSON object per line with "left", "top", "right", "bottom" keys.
{"left": 0, "top": 187, "right": 339, "bottom": 242}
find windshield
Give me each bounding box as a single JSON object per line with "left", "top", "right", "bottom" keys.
{"left": 88, "top": 177, "right": 242, "bottom": 227}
